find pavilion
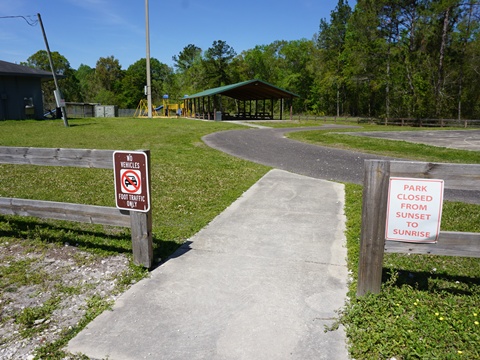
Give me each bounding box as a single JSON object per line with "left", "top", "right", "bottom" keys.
{"left": 184, "top": 79, "right": 298, "bottom": 121}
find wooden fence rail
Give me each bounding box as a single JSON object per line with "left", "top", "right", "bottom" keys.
{"left": 0, "top": 146, "right": 153, "bottom": 268}
{"left": 289, "top": 115, "right": 480, "bottom": 128}
{"left": 357, "top": 159, "right": 480, "bottom": 297}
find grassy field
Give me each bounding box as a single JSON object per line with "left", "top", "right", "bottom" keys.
{"left": 1, "top": 118, "right": 479, "bottom": 358}
{"left": 0, "top": 117, "right": 269, "bottom": 258}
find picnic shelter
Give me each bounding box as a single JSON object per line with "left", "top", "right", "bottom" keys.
{"left": 184, "top": 79, "right": 299, "bottom": 121}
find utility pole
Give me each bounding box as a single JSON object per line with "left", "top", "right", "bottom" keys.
{"left": 37, "top": 13, "right": 68, "bottom": 127}
{"left": 145, "top": 0, "right": 152, "bottom": 118}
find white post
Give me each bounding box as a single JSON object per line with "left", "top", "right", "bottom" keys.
{"left": 145, "top": 0, "right": 152, "bottom": 118}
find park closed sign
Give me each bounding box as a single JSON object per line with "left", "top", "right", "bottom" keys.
{"left": 385, "top": 177, "right": 444, "bottom": 243}
{"left": 113, "top": 151, "right": 150, "bottom": 212}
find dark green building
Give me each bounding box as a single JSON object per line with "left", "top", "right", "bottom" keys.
{"left": 0, "top": 60, "right": 55, "bottom": 120}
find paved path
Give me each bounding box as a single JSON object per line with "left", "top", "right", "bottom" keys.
{"left": 203, "top": 125, "right": 480, "bottom": 204}
{"left": 347, "top": 129, "right": 480, "bottom": 151}
{"left": 68, "top": 170, "right": 349, "bottom": 360}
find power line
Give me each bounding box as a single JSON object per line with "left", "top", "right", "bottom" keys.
{"left": 0, "top": 15, "right": 38, "bottom": 26}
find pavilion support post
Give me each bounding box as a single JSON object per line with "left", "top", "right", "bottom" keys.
{"left": 289, "top": 98, "right": 293, "bottom": 120}
{"left": 280, "top": 99, "right": 284, "bottom": 120}
{"left": 208, "top": 96, "right": 211, "bottom": 120}
{"left": 270, "top": 98, "right": 274, "bottom": 119}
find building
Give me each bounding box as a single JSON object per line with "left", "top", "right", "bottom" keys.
{"left": 184, "top": 79, "right": 299, "bottom": 121}
{"left": 0, "top": 60, "right": 56, "bottom": 120}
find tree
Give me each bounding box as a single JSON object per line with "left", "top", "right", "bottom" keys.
{"left": 456, "top": 1, "right": 480, "bottom": 119}
{"left": 95, "top": 56, "right": 123, "bottom": 92}
{"left": 203, "top": 40, "right": 237, "bottom": 88}
{"left": 316, "top": 0, "right": 352, "bottom": 116}
{"left": 342, "top": 0, "right": 386, "bottom": 117}
{"left": 118, "top": 58, "right": 173, "bottom": 108}
{"left": 236, "top": 42, "right": 283, "bottom": 83}
{"left": 24, "top": 50, "right": 81, "bottom": 105}
{"left": 172, "top": 44, "right": 205, "bottom": 96}
{"left": 276, "top": 39, "right": 317, "bottom": 113}
{"left": 75, "top": 64, "right": 98, "bottom": 102}
{"left": 173, "top": 44, "right": 202, "bottom": 72}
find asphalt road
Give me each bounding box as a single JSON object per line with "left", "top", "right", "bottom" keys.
{"left": 202, "top": 125, "right": 480, "bottom": 204}
{"left": 346, "top": 129, "right": 480, "bottom": 151}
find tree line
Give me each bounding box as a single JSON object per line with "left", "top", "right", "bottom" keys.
{"left": 25, "top": 0, "right": 480, "bottom": 119}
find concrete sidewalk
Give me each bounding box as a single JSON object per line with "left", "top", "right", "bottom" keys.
{"left": 67, "top": 169, "right": 350, "bottom": 360}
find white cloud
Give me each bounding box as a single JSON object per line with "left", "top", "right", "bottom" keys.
{"left": 66, "top": 0, "right": 141, "bottom": 30}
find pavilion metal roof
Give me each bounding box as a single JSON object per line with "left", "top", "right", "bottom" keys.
{"left": 187, "top": 79, "right": 299, "bottom": 101}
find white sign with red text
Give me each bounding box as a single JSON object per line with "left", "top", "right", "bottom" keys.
{"left": 385, "top": 177, "right": 444, "bottom": 243}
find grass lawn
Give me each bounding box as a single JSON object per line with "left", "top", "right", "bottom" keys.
{"left": 0, "top": 117, "right": 270, "bottom": 258}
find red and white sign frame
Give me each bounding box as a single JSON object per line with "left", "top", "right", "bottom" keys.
{"left": 385, "top": 177, "right": 444, "bottom": 243}
{"left": 113, "top": 151, "right": 150, "bottom": 212}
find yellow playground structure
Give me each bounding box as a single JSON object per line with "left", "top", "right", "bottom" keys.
{"left": 134, "top": 94, "right": 183, "bottom": 118}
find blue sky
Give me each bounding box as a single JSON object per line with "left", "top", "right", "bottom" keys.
{"left": 1, "top": 0, "right": 356, "bottom": 70}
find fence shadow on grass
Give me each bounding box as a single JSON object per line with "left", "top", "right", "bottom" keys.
{"left": 0, "top": 215, "right": 181, "bottom": 265}
{"left": 382, "top": 267, "right": 480, "bottom": 296}
{"left": 67, "top": 122, "right": 97, "bottom": 127}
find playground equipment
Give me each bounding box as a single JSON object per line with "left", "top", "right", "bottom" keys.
{"left": 159, "top": 94, "right": 180, "bottom": 116}
{"left": 134, "top": 95, "right": 183, "bottom": 118}
{"left": 134, "top": 99, "right": 158, "bottom": 117}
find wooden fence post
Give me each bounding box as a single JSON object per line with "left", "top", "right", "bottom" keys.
{"left": 357, "top": 160, "right": 390, "bottom": 296}
{"left": 130, "top": 210, "right": 153, "bottom": 268}
{"left": 129, "top": 149, "right": 153, "bottom": 268}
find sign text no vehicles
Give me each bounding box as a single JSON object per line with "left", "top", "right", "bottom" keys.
{"left": 113, "top": 151, "right": 150, "bottom": 212}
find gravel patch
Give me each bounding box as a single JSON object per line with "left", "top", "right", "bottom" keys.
{"left": 0, "top": 241, "right": 131, "bottom": 359}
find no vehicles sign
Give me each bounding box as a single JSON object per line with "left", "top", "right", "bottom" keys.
{"left": 385, "top": 177, "right": 444, "bottom": 243}
{"left": 113, "top": 151, "right": 150, "bottom": 212}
